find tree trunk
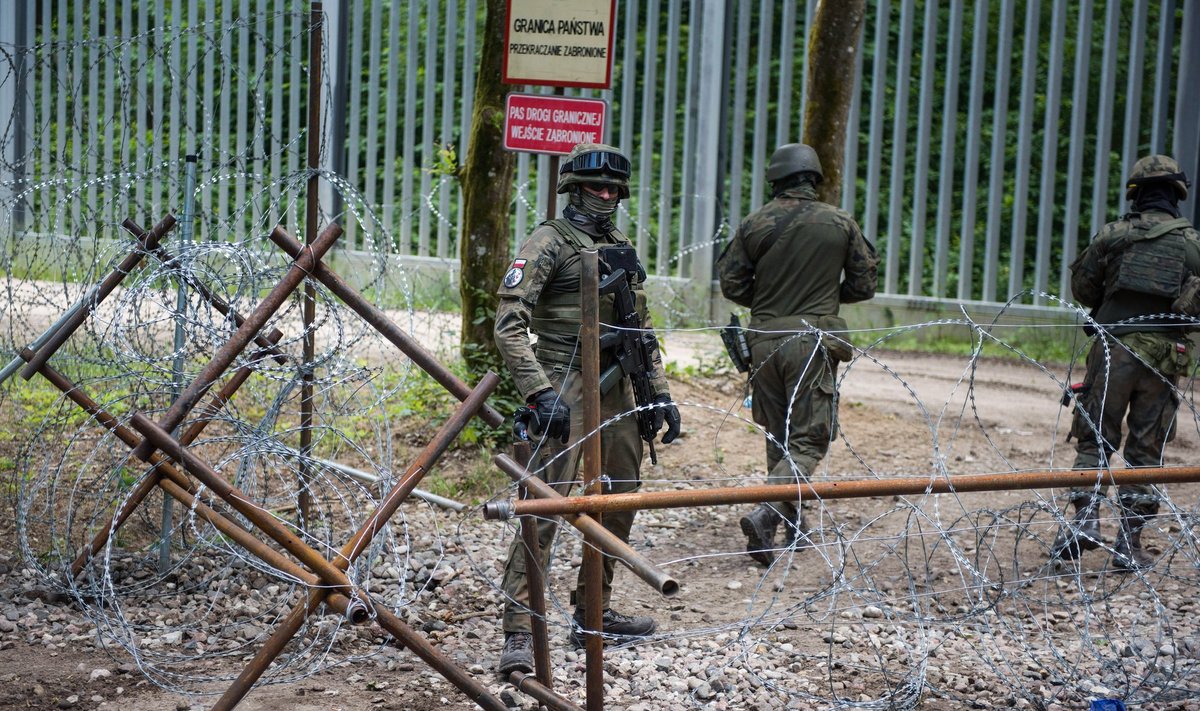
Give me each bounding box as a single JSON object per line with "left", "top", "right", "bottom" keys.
{"left": 802, "top": 0, "right": 866, "bottom": 206}
{"left": 458, "top": 0, "right": 516, "bottom": 372}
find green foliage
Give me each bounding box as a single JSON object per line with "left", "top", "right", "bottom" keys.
{"left": 459, "top": 341, "right": 524, "bottom": 447}
{"left": 427, "top": 142, "right": 460, "bottom": 180}
{"left": 422, "top": 446, "right": 509, "bottom": 504}
{"left": 379, "top": 349, "right": 517, "bottom": 451}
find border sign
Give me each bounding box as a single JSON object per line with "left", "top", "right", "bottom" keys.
{"left": 502, "top": 0, "right": 617, "bottom": 88}
{"left": 503, "top": 93, "right": 608, "bottom": 155}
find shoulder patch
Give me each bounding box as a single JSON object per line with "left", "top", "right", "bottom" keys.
{"left": 502, "top": 259, "right": 527, "bottom": 288}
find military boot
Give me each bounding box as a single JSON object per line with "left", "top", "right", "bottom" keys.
{"left": 779, "top": 511, "right": 811, "bottom": 552}
{"left": 1112, "top": 508, "right": 1155, "bottom": 571}
{"left": 740, "top": 504, "right": 782, "bottom": 567}
{"left": 570, "top": 608, "right": 657, "bottom": 648}
{"left": 1050, "top": 495, "right": 1103, "bottom": 560}
{"left": 497, "top": 632, "right": 534, "bottom": 675}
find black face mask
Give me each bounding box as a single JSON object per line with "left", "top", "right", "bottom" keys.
{"left": 1133, "top": 183, "right": 1182, "bottom": 218}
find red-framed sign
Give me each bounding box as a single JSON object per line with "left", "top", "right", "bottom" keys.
{"left": 502, "top": 93, "right": 609, "bottom": 155}
{"left": 502, "top": 0, "right": 617, "bottom": 89}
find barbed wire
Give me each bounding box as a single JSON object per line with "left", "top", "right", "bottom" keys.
{"left": 3, "top": 16, "right": 1200, "bottom": 711}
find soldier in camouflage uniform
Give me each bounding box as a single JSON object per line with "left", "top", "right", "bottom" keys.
{"left": 1052, "top": 154, "right": 1198, "bottom": 571}
{"left": 717, "top": 143, "right": 878, "bottom": 567}
{"left": 494, "top": 143, "right": 681, "bottom": 675}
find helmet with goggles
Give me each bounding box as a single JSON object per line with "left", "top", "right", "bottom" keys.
{"left": 1126, "top": 153, "right": 1190, "bottom": 200}
{"left": 557, "top": 143, "right": 631, "bottom": 198}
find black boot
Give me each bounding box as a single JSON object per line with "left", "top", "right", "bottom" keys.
{"left": 1112, "top": 509, "right": 1155, "bottom": 571}
{"left": 570, "top": 608, "right": 657, "bottom": 648}
{"left": 498, "top": 632, "right": 534, "bottom": 675}
{"left": 779, "top": 511, "right": 811, "bottom": 552}
{"left": 740, "top": 504, "right": 782, "bottom": 567}
{"left": 1050, "top": 495, "right": 1103, "bottom": 560}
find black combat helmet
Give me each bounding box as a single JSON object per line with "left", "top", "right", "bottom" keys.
{"left": 765, "top": 143, "right": 823, "bottom": 183}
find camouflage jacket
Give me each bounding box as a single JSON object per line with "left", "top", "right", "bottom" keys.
{"left": 717, "top": 184, "right": 878, "bottom": 330}
{"left": 494, "top": 219, "right": 670, "bottom": 401}
{"left": 1071, "top": 209, "right": 1200, "bottom": 336}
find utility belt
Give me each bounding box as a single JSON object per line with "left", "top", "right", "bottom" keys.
{"left": 534, "top": 341, "right": 616, "bottom": 372}
{"left": 535, "top": 341, "right": 629, "bottom": 395}
{"left": 748, "top": 313, "right": 854, "bottom": 362}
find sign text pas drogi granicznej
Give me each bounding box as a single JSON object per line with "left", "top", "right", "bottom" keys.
{"left": 502, "top": 0, "right": 617, "bottom": 88}
{"left": 502, "top": 94, "right": 608, "bottom": 156}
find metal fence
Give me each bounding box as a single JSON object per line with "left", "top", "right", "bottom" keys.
{"left": 2, "top": 0, "right": 1198, "bottom": 319}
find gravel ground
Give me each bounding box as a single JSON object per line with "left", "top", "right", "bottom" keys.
{"left": 3, "top": 352, "right": 1200, "bottom": 710}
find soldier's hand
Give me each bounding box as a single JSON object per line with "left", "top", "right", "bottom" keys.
{"left": 652, "top": 393, "right": 681, "bottom": 444}
{"left": 529, "top": 389, "right": 571, "bottom": 444}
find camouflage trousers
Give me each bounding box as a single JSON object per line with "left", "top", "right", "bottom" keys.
{"left": 1069, "top": 336, "right": 1180, "bottom": 515}
{"left": 750, "top": 332, "right": 838, "bottom": 521}
{"left": 500, "top": 368, "right": 643, "bottom": 635}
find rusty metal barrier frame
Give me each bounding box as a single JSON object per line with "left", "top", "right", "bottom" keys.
{"left": 13, "top": 216, "right": 578, "bottom": 711}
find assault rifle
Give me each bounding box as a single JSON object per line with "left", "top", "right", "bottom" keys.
{"left": 597, "top": 247, "right": 663, "bottom": 464}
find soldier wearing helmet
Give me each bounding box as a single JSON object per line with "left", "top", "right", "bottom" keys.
{"left": 718, "top": 143, "right": 878, "bottom": 567}
{"left": 1052, "top": 153, "right": 1199, "bottom": 571}
{"left": 493, "top": 143, "right": 680, "bottom": 675}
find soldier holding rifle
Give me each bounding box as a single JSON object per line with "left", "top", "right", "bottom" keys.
{"left": 493, "top": 143, "right": 681, "bottom": 675}
{"left": 1052, "top": 154, "right": 1199, "bottom": 570}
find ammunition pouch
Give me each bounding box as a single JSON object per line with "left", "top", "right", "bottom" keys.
{"left": 1171, "top": 274, "right": 1200, "bottom": 317}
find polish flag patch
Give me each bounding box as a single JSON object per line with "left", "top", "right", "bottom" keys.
{"left": 503, "top": 259, "right": 527, "bottom": 288}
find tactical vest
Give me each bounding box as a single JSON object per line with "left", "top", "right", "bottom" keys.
{"left": 530, "top": 219, "right": 649, "bottom": 369}
{"left": 1106, "top": 215, "right": 1193, "bottom": 300}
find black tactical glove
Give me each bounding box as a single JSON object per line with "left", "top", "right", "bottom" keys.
{"left": 529, "top": 389, "right": 571, "bottom": 444}
{"left": 651, "top": 393, "right": 681, "bottom": 444}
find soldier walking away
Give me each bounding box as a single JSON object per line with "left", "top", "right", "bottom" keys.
{"left": 492, "top": 143, "right": 682, "bottom": 675}
{"left": 717, "top": 143, "right": 878, "bottom": 567}
{"left": 1052, "top": 154, "right": 1198, "bottom": 571}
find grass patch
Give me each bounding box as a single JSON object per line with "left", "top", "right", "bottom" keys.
{"left": 855, "top": 323, "right": 1085, "bottom": 368}
{"left": 421, "top": 446, "right": 511, "bottom": 504}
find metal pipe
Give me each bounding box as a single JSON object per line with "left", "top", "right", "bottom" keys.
{"left": 513, "top": 441, "right": 552, "bottom": 689}
{"left": 337, "top": 372, "right": 498, "bottom": 565}
{"left": 19, "top": 213, "right": 177, "bottom": 380}
{"left": 158, "top": 470, "right": 504, "bottom": 711}
{"left": 499, "top": 466, "right": 1200, "bottom": 518}
{"left": 493, "top": 454, "right": 679, "bottom": 599}
{"left": 0, "top": 282, "right": 101, "bottom": 386}
{"left": 131, "top": 222, "right": 342, "bottom": 461}
{"left": 128, "top": 412, "right": 362, "bottom": 596}
{"left": 299, "top": 0, "right": 325, "bottom": 528}
{"left": 18, "top": 349, "right": 254, "bottom": 575}
{"left": 267, "top": 226, "right": 506, "bottom": 428}
{"left": 126, "top": 218, "right": 288, "bottom": 364}
{"left": 315, "top": 457, "right": 466, "bottom": 511}
{"left": 370, "top": 605, "right": 510, "bottom": 711}
{"left": 580, "top": 249, "right": 603, "bottom": 711}
{"left": 509, "top": 671, "right": 586, "bottom": 711}
{"left": 65, "top": 334, "right": 281, "bottom": 577}
{"left": 160, "top": 155, "right": 200, "bottom": 574}
{"left": 214, "top": 372, "right": 500, "bottom": 709}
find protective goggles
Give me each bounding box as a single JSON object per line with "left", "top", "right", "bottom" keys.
{"left": 561, "top": 150, "right": 631, "bottom": 178}
{"left": 1128, "top": 171, "right": 1191, "bottom": 189}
